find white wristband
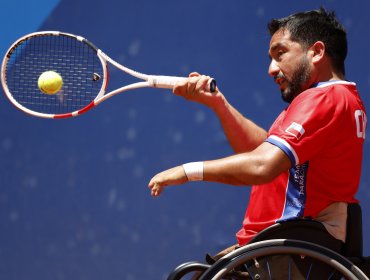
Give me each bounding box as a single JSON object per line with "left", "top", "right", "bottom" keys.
{"left": 182, "top": 162, "right": 204, "bottom": 181}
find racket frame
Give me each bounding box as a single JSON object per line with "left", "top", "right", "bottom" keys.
{"left": 1, "top": 31, "right": 215, "bottom": 118}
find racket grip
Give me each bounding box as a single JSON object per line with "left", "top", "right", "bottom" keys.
{"left": 148, "top": 76, "right": 217, "bottom": 93}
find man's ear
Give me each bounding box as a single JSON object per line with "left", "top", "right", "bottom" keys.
{"left": 309, "top": 41, "right": 325, "bottom": 64}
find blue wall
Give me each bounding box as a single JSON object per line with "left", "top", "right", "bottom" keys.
{"left": 0, "top": 1, "right": 369, "bottom": 279}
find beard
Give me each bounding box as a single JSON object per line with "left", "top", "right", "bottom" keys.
{"left": 278, "top": 57, "right": 311, "bottom": 103}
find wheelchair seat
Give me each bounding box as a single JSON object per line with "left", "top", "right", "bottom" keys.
{"left": 248, "top": 219, "right": 343, "bottom": 253}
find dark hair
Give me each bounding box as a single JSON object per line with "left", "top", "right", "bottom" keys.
{"left": 267, "top": 7, "right": 347, "bottom": 75}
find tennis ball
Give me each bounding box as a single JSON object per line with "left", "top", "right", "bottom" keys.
{"left": 38, "top": 71, "right": 63, "bottom": 94}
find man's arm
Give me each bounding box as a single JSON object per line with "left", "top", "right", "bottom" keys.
{"left": 211, "top": 96, "right": 268, "bottom": 153}
{"left": 173, "top": 73, "right": 267, "bottom": 153}
{"left": 148, "top": 142, "right": 291, "bottom": 196}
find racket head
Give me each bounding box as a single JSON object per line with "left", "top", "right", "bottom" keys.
{"left": 1, "top": 31, "right": 107, "bottom": 118}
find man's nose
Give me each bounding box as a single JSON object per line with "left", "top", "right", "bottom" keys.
{"left": 268, "top": 60, "right": 280, "bottom": 77}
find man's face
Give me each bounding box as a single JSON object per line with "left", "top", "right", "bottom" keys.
{"left": 268, "top": 29, "right": 312, "bottom": 103}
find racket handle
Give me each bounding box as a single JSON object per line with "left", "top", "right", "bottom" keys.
{"left": 208, "top": 79, "right": 217, "bottom": 92}
{"left": 148, "top": 76, "right": 217, "bottom": 93}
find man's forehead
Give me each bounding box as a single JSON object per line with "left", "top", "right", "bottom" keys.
{"left": 269, "top": 29, "right": 300, "bottom": 51}
{"left": 270, "top": 29, "right": 291, "bottom": 45}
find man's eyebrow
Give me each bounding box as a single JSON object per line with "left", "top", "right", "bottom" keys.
{"left": 270, "top": 42, "right": 284, "bottom": 52}
{"left": 268, "top": 42, "right": 285, "bottom": 59}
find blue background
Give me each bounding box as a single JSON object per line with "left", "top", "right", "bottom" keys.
{"left": 0, "top": 1, "right": 369, "bottom": 279}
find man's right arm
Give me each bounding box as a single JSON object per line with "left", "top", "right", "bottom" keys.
{"left": 173, "top": 73, "right": 267, "bottom": 153}
{"left": 211, "top": 95, "right": 268, "bottom": 153}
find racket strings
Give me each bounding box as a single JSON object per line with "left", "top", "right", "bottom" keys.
{"left": 4, "top": 34, "right": 104, "bottom": 115}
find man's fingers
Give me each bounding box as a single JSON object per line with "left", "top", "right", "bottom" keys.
{"left": 173, "top": 74, "right": 212, "bottom": 97}
{"left": 148, "top": 179, "right": 164, "bottom": 197}
{"left": 189, "top": 72, "right": 200, "bottom": 77}
{"left": 150, "top": 183, "right": 163, "bottom": 197}
{"left": 196, "top": 75, "right": 212, "bottom": 93}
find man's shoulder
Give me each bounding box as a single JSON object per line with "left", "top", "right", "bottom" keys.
{"left": 294, "top": 81, "right": 358, "bottom": 105}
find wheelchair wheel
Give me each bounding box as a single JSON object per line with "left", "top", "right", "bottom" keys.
{"left": 199, "top": 239, "right": 369, "bottom": 280}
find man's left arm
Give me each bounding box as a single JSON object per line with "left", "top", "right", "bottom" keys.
{"left": 148, "top": 142, "right": 292, "bottom": 196}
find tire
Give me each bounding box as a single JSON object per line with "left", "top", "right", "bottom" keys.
{"left": 199, "top": 239, "right": 369, "bottom": 280}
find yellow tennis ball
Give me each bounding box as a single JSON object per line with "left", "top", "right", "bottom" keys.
{"left": 38, "top": 71, "right": 63, "bottom": 94}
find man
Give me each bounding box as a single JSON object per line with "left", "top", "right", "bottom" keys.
{"left": 148, "top": 8, "right": 367, "bottom": 250}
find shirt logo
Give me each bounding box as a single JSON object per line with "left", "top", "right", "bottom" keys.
{"left": 285, "top": 122, "right": 305, "bottom": 140}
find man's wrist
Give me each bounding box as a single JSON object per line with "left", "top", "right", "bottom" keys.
{"left": 182, "top": 162, "right": 204, "bottom": 181}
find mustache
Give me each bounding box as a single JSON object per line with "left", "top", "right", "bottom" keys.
{"left": 274, "top": 72, "right": 286, "bottom": 82}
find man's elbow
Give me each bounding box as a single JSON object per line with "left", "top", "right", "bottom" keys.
{"left": 249, "top": 162, "right": 287, "bottom": 185}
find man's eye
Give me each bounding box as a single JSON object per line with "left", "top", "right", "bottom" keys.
{"left": 275, "top": 51, "right": 285, "bottom": 61}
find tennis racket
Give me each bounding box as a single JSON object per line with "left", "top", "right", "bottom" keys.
{"left": 1, "top": 31, "right": 216, "bottom": 119}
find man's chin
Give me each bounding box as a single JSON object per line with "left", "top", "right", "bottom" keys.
{"left": 281, "top": 89, "right": 294, "bottom": 103}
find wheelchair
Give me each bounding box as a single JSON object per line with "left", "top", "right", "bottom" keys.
{"left": 168, "top": 203, "right": 370, "bottom": 279}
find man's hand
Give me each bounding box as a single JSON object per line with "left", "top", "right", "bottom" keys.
{"left": 148, "top": 166, "right": 188, "bottom": 196}
{"left": 173, "top": 72, "right": 221, "bottom": 108}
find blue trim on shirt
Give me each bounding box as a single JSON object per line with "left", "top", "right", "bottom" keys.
{"left": 265, "top": 137, "right": 297, "bottom": 166}
{"left": 278, "top": 162, "right": 309, "bottom": 222}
